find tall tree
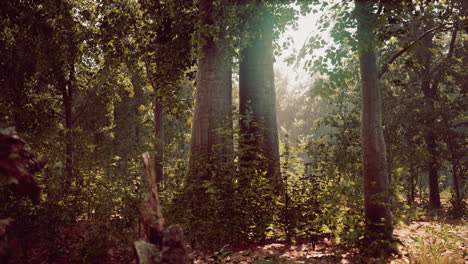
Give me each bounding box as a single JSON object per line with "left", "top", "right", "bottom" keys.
{"left": 355, "top": 0, "right": 394, "bottom": 257}
{"left": 239, "top": 3, "right": 280, "bottom": 184}
{"left": 138, "top": 0, "right": 196, "bottom": 184}
{"left": 189, "top": 0, "right": 233, "bottom": 180}
{"left": 414, "top": 19, "right": 442, "bottom": 210}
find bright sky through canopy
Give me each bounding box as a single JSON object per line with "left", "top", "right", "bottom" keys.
{"left": 276, "top": 6, "right": 330, "bottom": 91}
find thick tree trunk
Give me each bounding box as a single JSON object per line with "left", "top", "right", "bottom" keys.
{"left": 355, "top": 0, "right": 394, "bottom": 256}
{"left": 188, "top": 0, "right": 233, "bottom": 181}
{"left": 239, "top": 4, "right": 280, "bottom": 184}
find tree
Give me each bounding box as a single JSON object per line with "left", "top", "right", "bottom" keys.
{"left": 139, "top": 0, "right": 196, "bottom": 184}
{"left": 239, "top": 2, "right": 280, "bottom": 184}
{"left": 178, "top": 0, "right": 236, "bottom": 248}
{"left": 414, "top": 18, "right": 442, "bottom": 210}
{"left": 355, "top": 0, "right": 394, "bottom": 258}
{"left": 188, "top": 0, "right": 233, "bottom": 181}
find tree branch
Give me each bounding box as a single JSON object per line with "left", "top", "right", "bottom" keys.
{"left": 447, "top": 22, "right": 458, "bottom": 60}
{"left": 429, "top": 22, "right": 458, "bottom": 92}
{"left": 378, "top": 24, "right": 446, "bottom": 79}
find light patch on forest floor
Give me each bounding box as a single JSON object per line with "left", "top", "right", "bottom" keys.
{"left": 193, "top": 219, "right": 467, "bottom": 264}
{"left": 392, "top": 219, "right": 467, "bottom": 264}
{"left": 193, "top": 240, "right": 338, "bottom": 264}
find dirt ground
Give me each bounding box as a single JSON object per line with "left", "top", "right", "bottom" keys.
{"left": 192, "top": 219, "right": 467, "bottom": 264}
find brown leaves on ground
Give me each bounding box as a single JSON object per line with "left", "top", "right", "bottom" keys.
{"left": 392, "top": 219, "right": 467, "bottom": 264}
{"left": 192, "top": 219, "right": 467, "bottom": 264}
{"left": 193, "top": 239, "right": 338, "bottom": 264}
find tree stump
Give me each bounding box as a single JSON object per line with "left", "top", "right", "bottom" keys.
{"left": 134, "top": 152, "right": 190, "bottom": 264}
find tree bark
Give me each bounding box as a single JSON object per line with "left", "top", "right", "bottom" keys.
{"left": 355, "top": 0, "right": 394, "bottom": 255}
{"left": 59, "top": 63, "right": 75, "bottom": 190}
{"left": 129, "top": 62, "right": 146, "bottom": 148}
{"left": 407, "top": 165, "right": 420, "bottom": 206}
{"left": 143, "top": 60, "right": 165, "bottom": 185}
{"left": 11, "top": 54, "right": 27, "bottom": 134}
{"left": 134, "top": 153, "right": 190, "bottom": 264}
{"left": 239, "top": 4, "right": 280, "bottom": 184}
{"left": 113, "top": 64, "right": 145, "bottom": 180}
{"left": 415, "top": 21, "right": 441, "bottom": 210}
{"left": 154, "top": 92, "right": 164, "bottom": 184}
{"left": 188, "top": 0, "right": 233, "bottom": 181}
{"left": 446, "top": 135, "right": 464, "bottom": 215}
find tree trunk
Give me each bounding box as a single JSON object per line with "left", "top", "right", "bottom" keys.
{"left": 11, "top": 55, "right": 27, "bottom": 134}
{"left": 415, "top": 21, "right": 441, "bottom": 210}
{"left": 61, "top": 64, "right": 75, "bottom": 190}
{"left": 425, "top": 132, "right": 441, "bottom": 209}
{"left": 188, "top": 0, "right": 233, "bottom": 181}
{"left": 129, "top": 62, "right": 146, "bottom": 148}
{"left": 143, "top": 60, "right": 165, "bottom": 185}
{"left": 355, "top": 0, "right": 394, "bottom": 256}
{"left": 407, "top": 165, "right": 420, "bottom": 206}
{"left": 113, "top": 64, "right": 144, "bottom": 180}
{"left": 239, "top": 4, "right": 280, "bottom": 184}
{"left": 446, "top": 135, "right": 464, "bottom": 215}
{"left": 154, "top": 92, "right": 164, "bottom": 184}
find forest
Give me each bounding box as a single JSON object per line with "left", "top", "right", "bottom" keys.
{"left": 0, "top": 0, "right": 466, "bottom": 263}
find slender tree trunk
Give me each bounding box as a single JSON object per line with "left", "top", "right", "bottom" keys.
{"left": 425, "top": 132, "right": 441, "bottom": 209}
{"left": 239, "top": 4, "right": 280, "bottom": 184}
{"left": 143, "top": 60, "right": 165, "bottom": 184}
{"left": 61, "top": 64, "right": 75, "bottom": 190}
{"left": 11, "top": 57, "right": 27, "bottom": 134}
{"left": 355, "top": 0, "right": 394, "bottom": 256}
{"left": 446, "top": 136, "right": 463, "bottom": 215}
{"left": 415, "top": 21, "right": 441, "bottom": 210}
{"left": 407, "top": 165, "right": 419, "bottom": 205}
{"left": 129, "top": 62, "right": 146, "bottom": 148}
{"left": 189, "top": 0, "right": 233, "bottom": 181}
{"left": 154, "top": 92, "right": 164, "bottom": 184}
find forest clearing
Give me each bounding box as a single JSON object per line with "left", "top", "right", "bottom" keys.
{"left": 0, "top": 0, "right": 466, "bottom": 263}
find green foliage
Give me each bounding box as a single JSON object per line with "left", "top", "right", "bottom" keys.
{"left": 0, "top": 0, "right": 466, "bottom": 263}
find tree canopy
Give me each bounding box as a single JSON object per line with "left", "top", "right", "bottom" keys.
{"left": 0, "top": 0, "right": 466, "bottom": 263}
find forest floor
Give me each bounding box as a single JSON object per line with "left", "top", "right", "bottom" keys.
{"left": 192, "top": 217, "right": 467, "bottom": 264}
{"left": 9, "top": 206, "right": 466, "bottom": 263}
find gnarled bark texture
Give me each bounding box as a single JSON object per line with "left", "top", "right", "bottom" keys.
{"left": 134, "top": 153, "right": 189, "bottom": 264}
